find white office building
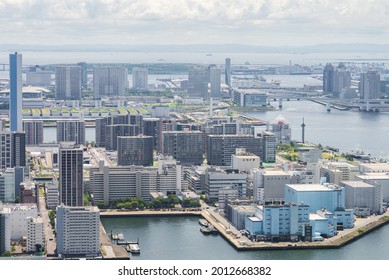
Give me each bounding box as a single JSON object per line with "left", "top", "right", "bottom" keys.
{"left": 297, "top": 147, "right": 322, "bottom": 163}
{"left": 45, "top": 184, "right": 59, "bottom": 210}
{"left": 205, "top": 168, "right": 247, "bottom": 200}
{"left": 157, "top": 159, "right": 182, "bottom": 195}
{"left": 90, "top": 161, "right": 157, "bottom": 206}
{"left": 3, "top": 204, "right": 38, "bottom": 240}
{"left": 231, "top": 148, "right": 260, "bottom": 173}
{"left": 26, "top": 216, "right": 44, "bottom": 253}
{"left": 254, "top": 169, "right": 291, "bottom": 202}
{"left": 56, "top": 205, "right": 100, "bottom": 258}
{"left": 320, "top": 161, "right": 359, "bottom": 185}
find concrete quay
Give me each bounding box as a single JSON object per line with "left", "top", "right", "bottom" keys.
{"left": 201, "top": 208, "right": 389, "bottom": 251}
{"left": 99, "top": 208, "right": 389, "bottom": 252}
{"left": 100, "top": 209, "right": 201, "bottom": 218}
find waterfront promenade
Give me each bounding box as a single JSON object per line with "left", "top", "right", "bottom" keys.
{"left": 100, "top": 209, "right": 201, "bottom": 217}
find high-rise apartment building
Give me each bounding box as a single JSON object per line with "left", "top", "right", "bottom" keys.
{"left": 95, "top": 114, "right": 143, "bottom": 148}
{"left": 56, "top": 205, "right": 100, "bottom": 258}
{"left": 225, "top": 58, "right": 231, "bottom": 86}
{"left": 59, "top": 143, "right": 84, "bottom": 206}
{"left": 209, "top": 65, "right": 221, "bottom": 98}
{"left": 77, "top": 62, "right": 88, "bottom": 88}
{"left": 23, "top": 121, "right": 44, "bottom": 145}
{"left": 188, "top": 67, "right": 209, "bottom": 100}
{"left": 360, "top": 71, "right": 380, "bottom": 100}
{"left": 162, "top": 131, "right": 204, "bottom": 165}
{"left": 57, "top": 121, "right": 85, "bottom": 145}
{"left": 132, "top": 67, "right": 148, "bottom": 89}
{"left": 26, "top": 69, "right": 51, "bottom": 87}
{"left": 55, "top": 66, "right": 82, "bottom": 100}
{"left": 333, "top": 64, "right": 351, "bottom": 97}
{"left": 93, "top": 66, "right": 128, "bottom": 97}
{"left": 0, "top": 131, "right": 26, "bottom": 171}
{"left": 206, "top": 135, "right": 262, "bottom": 166}
{"left": 9, "top": 52, "right": 22, "bottom": 132}
{"left": 117, "top": 136, "right": 154, "bottom": 166}
{"left": 323, "top": 63, "right": 334, "bottom": 94}
{"left": 143, "top": 118, "right": 160, "bottom": 149}
{"left": 105, "top": 124, "right": 140, "bottom": 151}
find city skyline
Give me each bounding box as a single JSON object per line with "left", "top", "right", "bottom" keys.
{"left": 1, "top": 1, "right": 389, "bottom": 47}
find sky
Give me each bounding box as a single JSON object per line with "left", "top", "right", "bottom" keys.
{"left": 1, "top": 0, "right": 389, "bottom": 47}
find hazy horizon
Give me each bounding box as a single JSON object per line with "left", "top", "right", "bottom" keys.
{"left": 2, "top": 1, "right": 389, "bottom": 48}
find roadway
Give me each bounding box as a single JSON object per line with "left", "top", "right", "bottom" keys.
{"left": 38, "top": 190, "right": 56, "bottom": 257}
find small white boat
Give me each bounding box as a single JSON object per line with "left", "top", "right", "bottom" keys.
{"left": 199, "top": 219, "right": 209, "bottom": 227}
{"left": 127, "top": 243, "right": 140, "bottom": 254}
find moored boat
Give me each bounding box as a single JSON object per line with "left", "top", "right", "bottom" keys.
{"left": 198, "top": 219, "right": 209, "bottom": 227}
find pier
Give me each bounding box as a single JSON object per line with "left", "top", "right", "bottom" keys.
{"left": 99, "top": 222, "right": 129, "bottom": 259}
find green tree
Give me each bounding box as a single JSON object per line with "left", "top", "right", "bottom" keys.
{"left": 117, "top": 202, "right": 126, "bottom": 209}
{"left": 190, "top": 200, "right": 201, "bottom": 208}
{"left": 1, "top": 251, "right": 12, "bottom": 257}
{"left": 182, "top": 198, "right": 192, "bottom": 208}
{"left": 167, "top": 194, "right": 180, "bottom": 206}
{"left": 97, "top": 200, "right": 106, "bottom": 209}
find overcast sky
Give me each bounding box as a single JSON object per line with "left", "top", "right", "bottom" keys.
{"left": 1, "top": 0, "right": 389, "bottom": 47}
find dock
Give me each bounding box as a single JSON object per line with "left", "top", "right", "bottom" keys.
{"left": 99, "top": 222, "right": 129, "bottom": 259}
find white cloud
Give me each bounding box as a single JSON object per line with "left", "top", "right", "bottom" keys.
{"left": 0, "top": 0, "right": 389, "bottom": 45}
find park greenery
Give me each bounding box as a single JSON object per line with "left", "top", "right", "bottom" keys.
{"left": 277, "top": 143, "right": 352, "bottom": 162}
{"left": 97, "top": 194, "right": 200, "bottom": 210}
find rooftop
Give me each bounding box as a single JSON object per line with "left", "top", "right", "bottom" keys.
{"left": 247, "top": 216, "right": 261, "bottom": 222}
{"left": 286, "top": 184, "right": 341, "bottom": 192}
{"left": 263, "top": 170, "right": 289, "bottom": 176}
{"left": 356, "top": 173, "right": 389, "bottom": 180}
{"left": 309, "top": 213, "right": 328, "bottom": 221}
{"left": 341, "top": 180, "right": 375, "bottom": 188}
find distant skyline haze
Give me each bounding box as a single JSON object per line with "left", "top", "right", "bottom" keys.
{"left": 1, "top": 0, "right": 389, "bottom": 47}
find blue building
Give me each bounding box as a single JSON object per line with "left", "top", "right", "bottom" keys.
{"left": 285, "top": 183, "right": 345, "bottom": 213}
{"left": 245, "top": 204, "right": 311, "bottom": 242}
{"left": 9, "top": 53, "right": 23, "bottom": 132}
{"left": 309, "top": 210, "right": 337, "bottom": 238}
{"left": 334, "top": 209, "right": 354, "bottom": 229}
